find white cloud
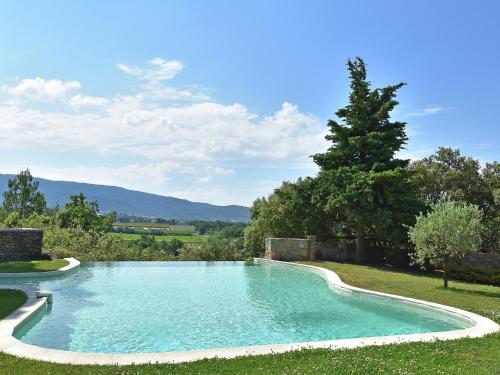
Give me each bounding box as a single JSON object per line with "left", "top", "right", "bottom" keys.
{"left": 197, "top": 167, "right": 235, "bottom": 184}
{"left": 145, "top": 84, "right": 210, "bottom": 102}
{"left": 69, "top": 94, "right": 109, "bottom": 109}
{"left": 0, "top": 57, "right": 328, "bottom": 205}
{"left": 407, "top": 105, "right": 445, "bottom": 116}
{"left": 397, "top": 148, "right": 435, "bottom": 161}
{"left": 0, "top": 100, "right": 324, "bottom": 165}
{"left": 2, "top": 77, "right": 81, "bottom": 101}
{"left": 117, "top": 58, "right": 183, "bottom": 82}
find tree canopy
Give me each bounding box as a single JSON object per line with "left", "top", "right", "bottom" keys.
{"left": 313, "top": 58, "right": 420, "bottom": 261}
{"left": 2, "top": 169, "right": 46, "bottom": 219}
{"left": 58, "top": 193, "right": 115, "bottom": 233}
{"left": 313, "top": 58, "right": 408, "bottom": 173}
{"left": 410, "top": 147, "right": 500, "bottom": 250}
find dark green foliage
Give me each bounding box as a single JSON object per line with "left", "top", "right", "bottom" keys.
{"left": 312, "top": 58, "right": 421, "bottom": 261}
{"left": 411, "top": 147, "right": 486, "bottom": 204}
{"left": 245, "top": 58, "right": 423, "bottom": 261}
{"left": 57, "top": 193, "right": 115, "bottom": 233}
{"left": 313, "top": 58, "right": 408, "bottom": 172}
{"left": 2, "top": 169, "right": 46, "bottom": 219}
{"left": 410, "top": 148, "right": 500, "bottom": 250}
{"left": 448, "top": 265, "right": 500, "bottom": 286}
{"left": 316, "top": 166, "right": 422, "bottom": 245}
{"left": 178, "top": 236, "right": 244, "bottom": 261}
{"left": 244, "top": 177, "right": 333, "bottom": 257}
{"left": 187, "top": 220, "right": 247, "bottom": 236}
{"left": 127, "top": 234, "right": 184, "bottom": 256}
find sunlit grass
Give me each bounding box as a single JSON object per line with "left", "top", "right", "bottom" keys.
{"left": 0, "top": 259, "right": 69, "bottom": 273}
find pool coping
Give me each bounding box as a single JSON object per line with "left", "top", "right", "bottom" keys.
{"left": 0, "top": 257, "right": 80, "bottom": 278}
{"left": 0, "top": 258, "right": 497, "bottom": 365}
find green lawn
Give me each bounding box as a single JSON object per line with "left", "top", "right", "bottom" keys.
{"left": 114, "top": 232, "right": 207, "bottom": 243}
{"left": 298, "top": 261, "right": 500, "bottom": 317}
{"left": 0, "top": 259, "right": 69, "bottom": 273}
{"left": 0, "top": 261, "right": 499, "bottom": 374}
{"left": 0, "top": 289, "right": 27, "bottom": 319}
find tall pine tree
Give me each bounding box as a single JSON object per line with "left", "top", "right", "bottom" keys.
{"left": 2, "top": 169, "right": 46, "bottom": 219}
{"left": 313, "top": 58, "right": 420, "bottom": 262}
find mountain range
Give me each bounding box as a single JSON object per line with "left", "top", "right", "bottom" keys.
{"left": 0, "top": 174, "right": 249, "bottom": 222}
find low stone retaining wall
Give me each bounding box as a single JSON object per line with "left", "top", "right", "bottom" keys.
{"left": 265, "top": 236, "right": 499, "bottom": 284}
{"left": 0, "top": 228, "right": 43, "bottom": 261}
{"left": 266, "top": 237, "right": 362, "bottom": 262}
{"left": 265, "top": 237, "right": 316, "bottom": 261}
{"left": 316, "top": 239, "right": 356, "bottom": 261}
{"left": 449, "top": 252, "right": 500, "bottom": 285}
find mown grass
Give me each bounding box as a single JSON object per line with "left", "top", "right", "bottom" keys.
{"left": 0, "top": 289, "right": 26, "bottom": 319}
{"left": 0, "top": 259, "right": 69, "bottom": 273}
{"left": 113, "top": 232, "right": 207, "bottom": 243}
{"left": 298, "top": 261, "right": 500, "bottom": 316}
{"left": 0, "top": 261, "right": 499, "bottom": 374}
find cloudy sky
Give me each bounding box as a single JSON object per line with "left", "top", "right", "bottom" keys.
{"left": 1, "top": 0, "right": 499, "bottom": 206}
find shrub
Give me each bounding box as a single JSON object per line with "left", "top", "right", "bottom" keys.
{"left": 409, "top": 201, "right": 482, "bottom": 287}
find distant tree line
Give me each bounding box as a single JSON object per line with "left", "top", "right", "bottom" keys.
{"left": 0, "top": 170, "right": 249, "bottom": 261}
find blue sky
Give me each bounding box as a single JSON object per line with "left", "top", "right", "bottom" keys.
{"left": 0, "top": 0, "right": 498, "bottom": 206}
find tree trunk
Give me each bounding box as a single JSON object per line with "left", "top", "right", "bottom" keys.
{"left": 355, "top": 230, "right": 367, "bottom": 263}
{"left": 443, "top": 257, "right": 448, "bottom": 288}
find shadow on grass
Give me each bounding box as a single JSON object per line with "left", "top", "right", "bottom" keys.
{"left": 443, "top": 286, "right": 500, "bottom": 299}
{"left": 309, "top": 260, "right": 444, "bottom": 279}
{"left": 307, "top": 260, "right": 499, "bottom": 290}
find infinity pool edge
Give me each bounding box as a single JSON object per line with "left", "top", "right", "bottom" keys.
{"left": 0, "top": 257, "right": 80, "bottom": 279}
{"left": 0, "top": 258, "right": 497, "bottom": 365}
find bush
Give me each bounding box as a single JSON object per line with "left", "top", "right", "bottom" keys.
{"left": 447, "top": 265, "right": 500, "bottom": 286}
{"left": 1, "top": 211, "right": 245, "bottom": 262}
{"left": 178, "top": 237, "right": 244, "bottom": 261}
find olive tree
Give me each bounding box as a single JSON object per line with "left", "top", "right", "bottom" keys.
{"left": 408, "top": 201, "right": 482, "bottom": 287}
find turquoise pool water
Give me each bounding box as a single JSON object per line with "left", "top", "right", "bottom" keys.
{"left": 10, "top": 261, "right": 471, "bottom": 353}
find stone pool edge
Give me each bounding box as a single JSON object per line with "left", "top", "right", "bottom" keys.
{"left": 0, "top": 258, "right": 497, "bottom": 366}
{"left": 0, "top": 257, "right": 80, "bottom": 279}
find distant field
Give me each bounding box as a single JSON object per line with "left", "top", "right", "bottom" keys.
{"left": 112, "top": 223, "right": 196, "bottom": 232}
{"left": 114, "top": 233, "right": 206, "bottom": 243}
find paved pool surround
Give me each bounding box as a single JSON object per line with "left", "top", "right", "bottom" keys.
{"left": 0, "top": 258, "right": 498, "bottom": 365}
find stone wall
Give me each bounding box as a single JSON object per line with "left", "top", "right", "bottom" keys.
{"left": 316, "top": 239, "right": 356, "bottom": 261}
{"left": 265, "top": 237, "right": 356, "bottom": 262}
{"left": 0, "top": 228, "right": 43, "bottom": 261}
{"left": 265, "top": 237, "right": 316, "bottom": 261}
{"left": 449, "top": 252, "right": 500, "bottom": 285}
{"left": 265, "top": 235, "right": 398, "bottom": 262}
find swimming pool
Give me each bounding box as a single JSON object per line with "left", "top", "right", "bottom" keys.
{"left": 6, "top": 261, "right": 474, "bottom": 354}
